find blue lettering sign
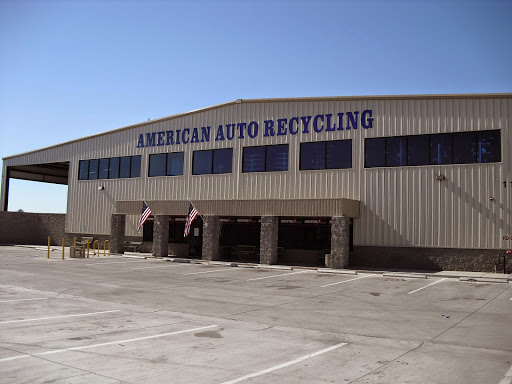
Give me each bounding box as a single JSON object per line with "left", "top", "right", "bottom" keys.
{"left": 136, "top": 109, "right": 374, "bottom": 147}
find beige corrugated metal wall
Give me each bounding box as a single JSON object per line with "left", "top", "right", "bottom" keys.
{"left": 2, "top": 95, "right": 511, "bottom": 249}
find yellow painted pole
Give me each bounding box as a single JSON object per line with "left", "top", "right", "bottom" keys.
{"left": 62, "top": 238, "right": 65, "bottom": 260}
{"left": 47, "top": 236, "right": 50, "bottom": 258}
{"left": 74, "top": 237, "right": 77, "bottom": 247}
{"left": 104, "top": 240, "right": 110, "bottom": 256}
{"left": 93, "top": 240, "right": 99, "bottom": 257}
{"left": 86, "top": 239, "right": 90, "bottom": 258}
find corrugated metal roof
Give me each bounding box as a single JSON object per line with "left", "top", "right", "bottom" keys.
{"left": 4, "top": 93, "right": 511, "bottom": 160}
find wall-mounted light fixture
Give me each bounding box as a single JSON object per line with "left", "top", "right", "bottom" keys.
{"left": 98, "top": 185, "right": 105, "bottom": 190}
{"left": 235, "top": 99, "right": 242, "bottom": 104}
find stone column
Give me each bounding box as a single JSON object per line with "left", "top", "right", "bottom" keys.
{"left": 153, "top": 215, "right": 169, "bottom": 257}
{"left": 202, "top": 215, "right": 220, "bottom": 261}
{"left": 330, "top": 216, "right": 350, "bottom": 269}
{"left": 110, "top": 214, "right": 126, "bottom": 254}
{"left": 260, "top": 216, "right": 279, "bottom": 265}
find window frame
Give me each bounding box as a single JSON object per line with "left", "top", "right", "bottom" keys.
{"left": 192, "top": 148, "right": 233, "bottom": 175}
{"left": 243, "top": 144, "right": 289, "bottom": 173}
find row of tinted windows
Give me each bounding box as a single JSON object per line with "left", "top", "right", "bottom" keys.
{"left": 365, "top": 130, "right": 501, "bottom": 168}
{"left": 78, "top": 130, "right": 501, "bottom": 179}
{"left": 78, "top": 156, "right": 141, "bottom": 180}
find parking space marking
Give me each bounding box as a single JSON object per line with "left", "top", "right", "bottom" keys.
{"left": 0, "top": 310, "right": 121, "bottom": 325}
{"left": 219, "top": 342, "right": 347, "bottom": 384}
{"left": 499, "top": 364, "right": 512, "bottom": 384}
{"left": 85, "top": 260, "right": 146, "bottom": 266}
{"left": 0, "top": 324, "right": 217, "bottom": 363}
{"left": 247, "top": 270, "right": 309, "bottom": 281}
{"left": 320, "top": 274, "right": 376, "bottom": 288}
{"left": 184, "top": 268, "right": 238, "bottom": 276}
{"left": 0, "top": 298, "right": 49, "bottom": 303}
{"left": 408, "top": 278, "right": 448, "bottom": 294}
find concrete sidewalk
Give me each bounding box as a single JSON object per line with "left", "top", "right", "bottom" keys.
{"left": 11, "top": 244, "right": 512, "bottom": 283}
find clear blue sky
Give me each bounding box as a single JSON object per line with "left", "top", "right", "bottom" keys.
{"left": 1, "top": 0, "right": 511, "bottom": 213}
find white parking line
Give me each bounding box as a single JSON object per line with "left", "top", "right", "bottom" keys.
{"left": 498, "top": 363, "right": 512, "bottom": 384}
{"left": 220, "top": 342, "right": 347, "bottom": 384}
{"left": 247, "top": 270, "right": 309, "bottom": 281}
{"left": 0, "top": 310, "right": 121, "bottom": 325}
{"left": 0, "top": 298, "right": 49, "bottom": 303}
{"left": 408, "top": 278, "right": 447, "bottom": 294}
{"left": 184, "top": 268, "right": 237, "bottom": 275}
{"left": 0, "top": 324, "right": 217, "bottom": 363}
{"left": 86, "top": 260, "right": 146, "bottom": 266}
{"left": 320, "top": 274, "right": 375, "bottom": 288}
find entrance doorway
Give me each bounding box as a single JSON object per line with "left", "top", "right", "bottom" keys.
{"left": 219, "top": 217, "right": 260, "bottom": 262}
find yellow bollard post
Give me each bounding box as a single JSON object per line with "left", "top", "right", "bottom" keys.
{"left": 104, "top": 240, "right": 110, "bottom": 256}
{"left": 62, "top": 238, "right": 65, "bottom": 260}
{"left": 86, "top": 239, "right": 90, "bottom": 258}
{"left": 47, "top": 236, "right": 50, "bottom": 258}
{"left": 93, "top": 240, "right": 99, "bottom": 257}
{"left": 74, "top": 237, "right": 77, "bottom": 247}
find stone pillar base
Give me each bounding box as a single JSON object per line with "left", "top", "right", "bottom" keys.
{"left": 260, "top": 216, "right": 279, "bottom": 265}
{"left": 330, "top": 216, "right": 350, "bottom": 269}
{"left": 202, "top": 215, "right": 220, "bottom": 261}
{"left": 153, "top": 215, "right": 169, "bottom": 257}
{"left": 110, "top": 214, "right": 126, "bottom": 254}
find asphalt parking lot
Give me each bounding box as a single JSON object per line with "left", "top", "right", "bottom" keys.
{"left": 1, "top": 245, "right": 511, "bottom": 384}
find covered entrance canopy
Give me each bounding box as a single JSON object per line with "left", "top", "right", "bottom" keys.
{"left": 116, "top": 198, "right": 360, "bottom": 218}
{"left": 113, "top": 198, "right": 360, "bottom": 268}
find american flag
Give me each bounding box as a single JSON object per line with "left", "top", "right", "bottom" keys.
{"left": 137, "top": 201, "right": 152, "bottom": 233}
{"left": 184, "top": 202, "right": 199, "bottom": 237}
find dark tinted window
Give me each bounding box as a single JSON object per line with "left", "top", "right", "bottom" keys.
{"left": 453, "top": 132, "right": 476, "bottom": 164}
{"left": 167, "top": 152, "right": 184, "bottom": 176}
{"left": 109, "top": 157, "right": 120, "bottom": 179}
{"left": 365, "top": 138, "right": 386, "bottom": 168}
{"left": 266, "top": 145, "right": 288, "bottom": 171}
{"left": 407, "top": 135, "right": 429, "bottom": 166}
{"left": 364, "top": 130, "right": 501, "bottom": 168}
{"left": 386, "top": 137, "right": 408, "bottom": 167}
{"left": 243, "top": 146, "right": 265, "bottom": 173}
{"left": 326, "top": 140, "right": 352, "bottom": 169}
{"left": 477, "top": 130, "right": 501, "bottom": 163}
{"left": 149, "top": 154, "right": 166, "bottom": 177}
{"left": 193, "top": 150, "right": 212, "bottom": 175}
{"left": 98, "top": 158, "right": 109, "bottom": 179}
{"left": 131, "top": 156, "right": 141, "bottom": 177}
{"left": 78, "top": 160, "right": 89, "bottom": 180}
{"left": 213, "top": 148, "right": 233, "bottom": 174}
{"left": 120, "top": 157, "right": 131, "bottom": 178}
{"left": 300, "top": 142, "right": 325, "bottom": 170}
{"left": 88, "top": 159, "right": 99, "bottom": 180}
{"left": 430, "top": 133, "right": 452, "bottom": 165}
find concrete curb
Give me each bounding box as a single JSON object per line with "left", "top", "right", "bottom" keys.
{"left": 256, "top": 265, "right": 294, "bottom": 271}
{"left": 383, "top": 273, "right": 428, "bottom": 279}
{"left": 121, "top": 254, "right": 148, "bottom": 259}
{"left": 459, "top": 277, "right": 510, "bottom": 283}
{"left": 317, "top": 269, "right": 358, "bottom": 275}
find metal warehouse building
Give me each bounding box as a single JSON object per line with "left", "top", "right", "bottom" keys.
{"left": 1, "top": 94, "right": 511, "bottom": 272}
